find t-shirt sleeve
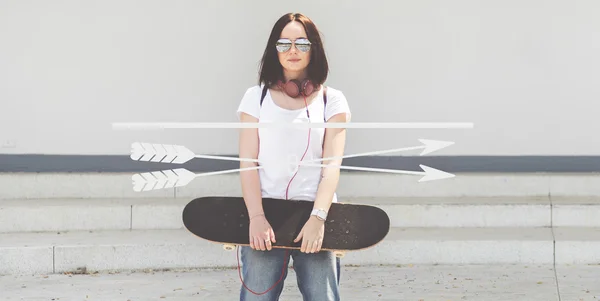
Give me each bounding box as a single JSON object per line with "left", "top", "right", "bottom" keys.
{"left": 236, "top": 86, "right": 261, "bottom": 121}
{"left": 325, "top": 89, "right": 351, "bottom": 122}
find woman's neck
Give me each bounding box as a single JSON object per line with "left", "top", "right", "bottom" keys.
{"left": 283, "top": 70, "right": 308, "bottom": 82}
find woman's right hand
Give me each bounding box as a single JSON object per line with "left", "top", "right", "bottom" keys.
{"left": 249, "top": 214, "right": 276, "bottom": 251}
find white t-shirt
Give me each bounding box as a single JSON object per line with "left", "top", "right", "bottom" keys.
{"left": 236, "top": 84, "right": 351, "bottom": 203}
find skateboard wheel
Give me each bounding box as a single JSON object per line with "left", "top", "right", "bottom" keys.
{"left": 333, "top": 251, "right": 345, "bottom": 258}
{"left": 223, "top": 244, "right": 236, "bottom": 251}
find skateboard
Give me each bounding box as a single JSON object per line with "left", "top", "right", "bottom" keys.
{"left": 182, "top": 196, "right": 390, "bottom": 258}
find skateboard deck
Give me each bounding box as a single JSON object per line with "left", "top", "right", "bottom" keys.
{"left": 182, "top": 196, "right": 390, "bottom": 257}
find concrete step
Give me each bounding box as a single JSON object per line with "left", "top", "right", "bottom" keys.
{"left": 2, "top": 172, "right": 600, "bottom": 199}
{"left": 1, "top": 196, "right": 599, "bottom": 233}
{"left": 1, "top": 227, "right": 599, "bottom": 276}
{"left": 551, "top": 196, "right": 600, "bottom": 227}
{"left": 0, "top": 198, "right": 188, "bottom": 233}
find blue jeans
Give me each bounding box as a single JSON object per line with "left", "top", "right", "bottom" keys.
{"left": 239, "top": 246, "right": 341, "bottom": 301}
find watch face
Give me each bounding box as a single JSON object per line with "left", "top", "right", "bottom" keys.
{"left": 312, "top": 209, "right": 327, "bottom": 220}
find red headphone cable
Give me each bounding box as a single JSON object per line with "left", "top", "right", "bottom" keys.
{"left": 237, "top": 94, "right": 311, "bottom": 296}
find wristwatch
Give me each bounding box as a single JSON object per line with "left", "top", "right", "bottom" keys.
{"left": 311, "top": 208, "right": 327, "bottom": 221}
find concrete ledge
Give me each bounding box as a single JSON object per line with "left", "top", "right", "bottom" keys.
{"left": 131, "top": 198, "right": 189, "bottom": 229}
{"left": 345, "top": 196, "right": 552, "bottom": 227}
{"left": 0, "top": 198, "right": 132, "bottom": 233}
{"left": 3, "top": 196, "right": 600, "bottom": 233}
{"left": 175, "top": 173, "right": 557, "bottom": 198}
{"left": 0, "top": 173, "right": 175, "bottom": 199}
{"left": 342, "top": 227, "right": 554, "bottom": 266}
{"left": 549, "top": 176, "right": 600, "bottom": 196}
{"left": 0, "top": 198, "right": 191, "bottom": 233}
{"left": 0, "top": 246, "right": 54, "bottom": 275}
{"left": 0, "top": 173, "right": 547, "bottom": 199}
{"left": 554, "top": 227, "right": 600, "bottom": 264}
{"left": 552, "top": 197, "right": 600, "bottom": 227}
{"left": 2, "top": 172, "right": 600, "bottom": 199}
{"left": 0, "top": 197, "right": 557, "bottom": 233}
{"left": 0, "top": 227, "right": 557, "bottom": 275}
{"left": 54, "top": 242, "right": 230, "bottom": 274}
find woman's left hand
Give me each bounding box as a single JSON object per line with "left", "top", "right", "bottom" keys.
{"left": 294, "top": 216, "right": 325, "bottom": 253}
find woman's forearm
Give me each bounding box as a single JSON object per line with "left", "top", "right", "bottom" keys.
{"left": 312, "top": 118, "right": 348, "bottom": 215}
{"left": 312, "top": 163, "right": 340, "bottom": 213}
{"left": 240, "top": 161, "right": 264, "bottom": 218}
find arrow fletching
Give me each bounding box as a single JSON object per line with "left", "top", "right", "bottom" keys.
{"left": 132, "top": 168, "right": 196, "bottom": 191}
{"left": 130, "top": 142, "right": 195, "bottom": 164}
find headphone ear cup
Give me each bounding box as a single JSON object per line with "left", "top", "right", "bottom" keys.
{"left": 285, "top": 79, "right": 301, "bottom": 98}
{"left": 301, "top": 79, "right": 314, "bottom": 96}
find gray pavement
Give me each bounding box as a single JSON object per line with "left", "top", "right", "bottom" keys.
{"left": 2, "top": 264, "right": 599, "bottom": 301}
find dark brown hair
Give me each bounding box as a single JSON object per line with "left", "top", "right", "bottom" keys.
{"left": 258, "top": 13, "right": 329, "bottom": 88}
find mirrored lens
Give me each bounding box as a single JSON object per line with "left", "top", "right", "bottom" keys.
{"left": 276, "top": 43, "right": 291, "bottom": 52}
{"left": 276, "top": 39, "right": 292, "bottom": 52}
{"left": 295, "top": 38, "right": 311, "bottom": 52}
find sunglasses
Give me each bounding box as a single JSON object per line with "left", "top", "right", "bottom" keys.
{"left": 276, "top": 38, "right": 311, "bottom": 53}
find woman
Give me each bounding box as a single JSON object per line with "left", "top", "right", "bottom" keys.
{"left": 236, "top": 12, "right": 351, "bottom": 301}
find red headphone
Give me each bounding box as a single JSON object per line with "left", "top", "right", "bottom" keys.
{"left": 276, "top": 78, "right": 315, "bottom": 98}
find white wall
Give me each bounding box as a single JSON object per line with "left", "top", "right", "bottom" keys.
{"left": 1, "top": 0, "right": 598, "bottom": 156}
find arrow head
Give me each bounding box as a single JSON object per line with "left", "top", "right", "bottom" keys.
{"left": 170, "top": 168, "right": 197, "bottom": 187}
{"left": 418, "top": 139, "right": 455, "bottom": 156}
{"left": 418, "top": 165, "right": 455, "bottom": 182}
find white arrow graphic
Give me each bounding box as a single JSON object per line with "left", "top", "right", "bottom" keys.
{"left": 299, "top": 163, "right": 455, "bottom": 182}
{"left": 304, "top": 139, "right": 454, "bottom": 163}
{"left": 131, "top": 162, "right": 453, "bottom": 191}
{"left": 131, "top": 166, "right": 263, "bottom": 191}
{"left": 113, "top": 122, "right": 474, "bottom": 130}
{"left": 418, "top": 139, "right": 455, "bottom": 156}
{"left": 132, "top": 168, "right": 195, "bottom": 192}
{"left": 129, "top": 139, "right": 456, "bottom": 190}
{"left": 130, "top": 142, "right": 259, "bottom": 164}
{"left": 416, "top": 165, "right": 456, "bottom": 182}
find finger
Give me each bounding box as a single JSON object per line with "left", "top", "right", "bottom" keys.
{"left": 294, "top": 230, "right": 303, "bottom": 243}
{"left": 270, "top": 228, "right": 276, "bottom": 243}
{"left": 252, "top": 237, "right": 259, "bottom": 250}
{"left": 301, "top": 238, "right": 308, "bottom": 253}
{"left": 252, "top": 235, "right": 259, "bottom": 250}
{"left": 263, "top": 230, "right": 272, "bottom": 250}
{"left": 311, "top": 240, "right": 319, "bottom": 253}
{"left": 265, "top": 237, "right": 272, "bottom": 251}
{"left": 259, "top": 237, "right": 266, "bottom": 251}
{"left": 249, "top": 235, "right": 254, "bottom": 249}
{"left": 317, "top": 239, "right": 323, "bottom": 252}
{"left": 255, "top": 236, "right": 263, "bottom": 251}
